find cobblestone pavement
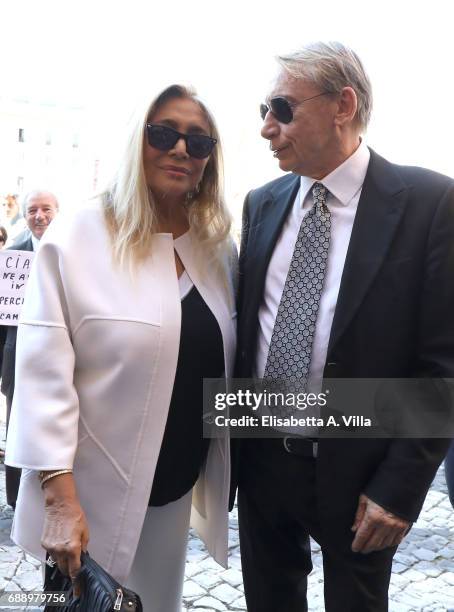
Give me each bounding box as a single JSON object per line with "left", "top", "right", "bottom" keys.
{"left": 0, "top": 413, "right": 453, "bottom": 611}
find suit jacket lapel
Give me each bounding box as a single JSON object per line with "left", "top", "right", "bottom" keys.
{"left": 246, "top": 174, "right": 300, "bottom": 300}
{"left": 328, "top": 150, "right": 410, "bottom": 355}
{"left": 10, "top": 235, "right": 33, "bottom": 252}
{"left": 240, "top": 175, "right": 299, "bottom": 368}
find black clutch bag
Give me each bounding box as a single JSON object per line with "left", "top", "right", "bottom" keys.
{"left": 44, "top": 551, "right": 142, "bottom": 611}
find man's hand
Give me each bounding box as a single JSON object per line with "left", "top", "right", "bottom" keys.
{"left": 351, "top": 493, "right": 410, "bottom": 553}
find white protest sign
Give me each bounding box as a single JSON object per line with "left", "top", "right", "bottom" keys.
{"left": 0, "top": 250, "right": 35, "bottom": 326}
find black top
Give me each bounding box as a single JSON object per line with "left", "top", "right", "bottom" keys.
{"left": 149, "top": 284, "right": 224, "bottom": 506}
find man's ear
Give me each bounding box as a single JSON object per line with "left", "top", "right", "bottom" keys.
{"left": 334, "top": 86, "right": 358, "bottom": 127}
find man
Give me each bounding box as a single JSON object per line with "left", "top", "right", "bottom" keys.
{"left": 1, "top": 194, "right": 27, "bottom": 245}
{"left": 235, "top": 42, "right": 454, "bottom": 611}
{"left": 0, "top": 190, "right": 59, "bottom": 507}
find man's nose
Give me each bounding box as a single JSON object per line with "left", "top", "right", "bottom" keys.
{"left": 261, "top": 111, "right": 280, "bottom": 140}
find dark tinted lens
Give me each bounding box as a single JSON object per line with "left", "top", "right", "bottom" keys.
{"left": 146, "top": 125, "right": 179, "bottom": 150}
{"left": 186, "top": 135, "right": 216, "bottom": 159}
{"left": 270, "top": 97, "right": 293, "bottom": 124}
{"left": 146, "top": 125, "right": 215, "bottom": 158}
{"left": 260, "top": 103, "right": 269, "bottom": 121}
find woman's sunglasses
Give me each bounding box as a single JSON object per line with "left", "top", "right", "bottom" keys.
{"left": 146, "top": 124, "right": 217, "bottom": 159}
{"left": 260, "top": 92, "right": 331, "bottom": 124}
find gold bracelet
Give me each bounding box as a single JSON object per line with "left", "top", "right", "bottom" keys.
{"left": 39, "top": 469, "right": 73, "bottom": 489}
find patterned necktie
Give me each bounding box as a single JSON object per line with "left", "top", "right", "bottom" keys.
{"left": 264, "top": 182, "right": 331, "bottom": 415}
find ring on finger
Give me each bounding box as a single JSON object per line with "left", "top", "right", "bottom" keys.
{"left": 46, "top": 556, "right": 57, "bottom": 568}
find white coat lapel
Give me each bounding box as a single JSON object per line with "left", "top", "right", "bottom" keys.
{"left": 173, "top": 231, "right": 236, "bottom": 378}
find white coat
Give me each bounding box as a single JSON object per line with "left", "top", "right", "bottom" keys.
{"left": 5, "top": 202, "right": 237, "bottom": 582}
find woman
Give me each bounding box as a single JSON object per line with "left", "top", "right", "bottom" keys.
{"left": 6, "top": 84, "right": 236, "bottom": 611}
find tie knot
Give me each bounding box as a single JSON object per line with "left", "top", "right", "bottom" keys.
{"left": 312, "top": 182, "right": 328, "bottom": 205}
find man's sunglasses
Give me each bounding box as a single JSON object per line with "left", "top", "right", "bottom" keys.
{"left": 146, "top": 124, "right": 217, "bottom": 159}
{"left": 260, "top": 92, "right": 331, "bottom": 124}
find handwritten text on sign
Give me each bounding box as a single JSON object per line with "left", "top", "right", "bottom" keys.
{"left": 0, "top": 250, "right": 35, "bottom": 325}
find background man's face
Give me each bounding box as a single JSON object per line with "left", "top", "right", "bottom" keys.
{"left": 2, "top": 195, "right": 19, "bottom": 220}
{"left": 25, "top": 193, "right": 59, "bottom": 239}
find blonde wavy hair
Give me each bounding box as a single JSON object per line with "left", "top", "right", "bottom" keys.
{"left": 101, "top": 84, "right": 231, "bottom": 268}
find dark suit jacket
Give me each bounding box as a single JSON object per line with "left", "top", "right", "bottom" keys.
{"left": 0, "top": 233, "right": 33, "bottom": 401}
{"left": 235, "top": 149, "right": 454, "bottom": 522}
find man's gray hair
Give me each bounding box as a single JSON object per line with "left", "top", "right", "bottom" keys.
{"left": 21, "top": 190, "right": 59, "bottom": 216}
{"left": 277, "top": 41, "right": 373, "bottom": 131}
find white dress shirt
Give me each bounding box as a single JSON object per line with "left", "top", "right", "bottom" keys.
{"left": 255, "top": 141, "right": 370, "bottom": 400}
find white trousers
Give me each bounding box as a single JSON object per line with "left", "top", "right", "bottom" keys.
{"left": 125, "top": 489, "right": 192, "bottom": 612}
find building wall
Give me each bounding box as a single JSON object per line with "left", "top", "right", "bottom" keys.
{"left": 0, "top": 97, "right": 100, "bottom": 214}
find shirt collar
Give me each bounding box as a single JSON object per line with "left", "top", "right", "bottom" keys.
{"left": 31, "top": 234, "right": 40, "bottom": 251}
{"left": 299, "top": 140, "right": 370, "bottom": 208}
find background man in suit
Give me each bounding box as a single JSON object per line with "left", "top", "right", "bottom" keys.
{"left": 0, "top": 190, "right": 59, "bottom": 507}
{"left": 235, "top": 42, "right": 454, "bottom": 611}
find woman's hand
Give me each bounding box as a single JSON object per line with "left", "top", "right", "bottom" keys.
{"left": 41, "top": 473, "right": 89, "bottom": 587}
